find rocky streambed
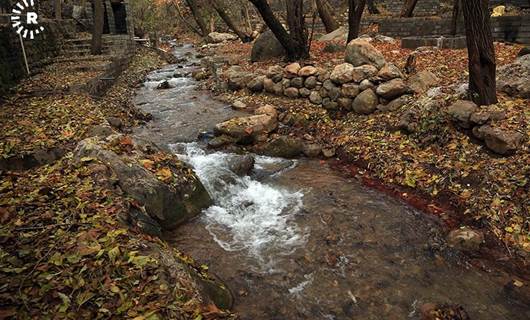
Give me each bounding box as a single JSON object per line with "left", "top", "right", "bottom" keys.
{"left": 132, "top": 44, "right": 530, "bottom": 320}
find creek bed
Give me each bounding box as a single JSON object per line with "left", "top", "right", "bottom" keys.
{"left": 133, "top": 44, "right": 530, "bottom": 320}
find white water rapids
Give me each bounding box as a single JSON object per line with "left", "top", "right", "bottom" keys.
{"left": 170, "top": 143, "right": 307, "bottom": 269}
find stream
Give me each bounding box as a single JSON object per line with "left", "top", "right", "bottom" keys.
{"left": 133, "top": 44, "right": 529, "bottom": 320}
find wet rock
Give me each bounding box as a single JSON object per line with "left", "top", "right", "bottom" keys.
{"left": 345, "top": 39, "right": 386, "bottom": 69}
{"left": 227, "top": 154, "right": 255, "bottom": 176}
{"left": 208, "top": 135, "right": 237, "bottom": 148}
{"left": 231, "top": 100, "right": 247, "bottom": 110}
{"left": 207, "top": 32, "right": 238, "bottom": 43}
{"left": 341, "top": 83, "right": 361, "bottom": 98}
{"left": 353, "top": 88, "right": 378, "bottom": 114}
{"left": 107, "top": 116, "right": 123, "bottom": 129}
{"left": 303, "top": 143, "right": 322, "bottom": 158}
{"left": 266, "top": 65, "right": 284, "bottom": 82}
{"left": 376, "top": 78, "right": 408, "bottom": 100}
{"left": 320, "top": 26, "right": 348, "bottom": 41}
{"left": 285, "top": 63, "right": 301, "bottom": 78}
{"left": 214, "top": 114, "right": 278, "bottom": 142}
{"left": 331, "top": 63, "right": 355, "bottom": 84}
{"left": 252, "top": 158, "right": 295, "bottom": 180}
{"left": 299, "top": 88, "right": 311, "bottom": 97}
{"left": 378, "top": 63, "right": 404, "bottom": 80}
{"left": 227, "top": 66, "right": 253, "bottom": 90}
{"left": 351, "top": 65, "right": 378, "bottom": 83}
{"left": 447, "top": 227, "right": 484, "bottom": 251}
{"left": 247, "top": 75, "right": 266, "bottom": 92}
{"left": 359, "top": 79, "right": 374, "bottom": 91}
{"left": 299, "top": 66, "right": 318, "bottom": 77}
{"left": 309, "top": 91, "right": 323, "bottom": 104}
{"left": 157, "top": 80, "right": 171, "bottom": 89}
{"left": 192, "top": 70, "right": 210, "bottom": 81}
{"left": 474, "top": 125, "right": 524, "bottom": 155}
{"left": 290, "top": 77, "right": 304, "bottom": 89}
{"left": 446, "top": 100, "right": 478, "bottom": 129}
{"left": 128, "top": 207, "right": 162, "bottom": 237}
{"left": 74, "top": 137, "right": 212, "bottom": 230}
{"left": 258, "top": 136, "right": 303, "bottom": 158}
{"left": 304, "top": 76, "right": 318, "bottom": 89}
{"left": 284, "top": 87, "right": 300, "bottom": 98}
{"left": 497, "top": 54, "right": 530, "bottom": 98}
{"left": 251, "top": 30, "right": 286, "bottom": 62}
{"left": 408, "top": 70, "right": 439, "bottom": 94}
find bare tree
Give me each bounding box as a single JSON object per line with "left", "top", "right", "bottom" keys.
{"left": 316, "top": 0, "right": 339, "bottom": 33}
{"left": 400, "top": 0, "right": 419, "bottom": 17}
{"left": 249, "top": 0, "right": 309, "bottom": 61}
{"left": 185, "top": 0, "right": 209, "bottom": 36}
{"left": 212, "top": 0, "right": 252, "bottom": 42}
{"left": 91, "top": 0, "right": 104, "bottom": 55}
{"left": 462, "top": 0, "right": 497, "bottom": 105}
{"left": 347, "top": 0, "right": 367, "bottom": 42}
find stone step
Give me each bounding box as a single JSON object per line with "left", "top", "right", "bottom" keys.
{"left": 61, "top": 49, "right": 111, "bottom": 56}
{"left": 55, "top": 55, "right": 114, "bottom": 63}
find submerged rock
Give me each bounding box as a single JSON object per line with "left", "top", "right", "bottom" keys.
{"left": 447, "top": 227, "right": 484, "bottom": 251}
{"left": 214, "top": 114, "right": 278, "bottom": 143}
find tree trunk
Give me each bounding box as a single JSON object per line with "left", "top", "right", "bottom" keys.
{"left": 367, "top": 0, "right": 380, "bottom": 14}
{"left": 91, "top": 0, "right": 104, "bottom": 55}
{"left": 450, "top": 0, "right": 460, "bottom": 36}
{"left": 54, "top": 0, "right": 61, "bottom": 19}
{"left": 286, "top": 0, "right": 309, "bottom": 59}
{"left": 461, "top": 0, "right": 497, "bottom": 105}
{"left": 316, "top": 0, "right": 339, "bottom": 33}
{"left": 185, "top": 0, "right": 209, "bottom": 36}
{"left": 347, "top": 0, "right": 367, "bottom": 42}
{"left": 249, "top": 0, "right": 309, "bottom": 61}
{"left": 400, "top": 0, "right": 419, "bottom": 17}
{"left": 175, "top": 0, "right": 203, "bottom": 36}
{"left": 212, "top": 0, "right": 252, "bottom": 42}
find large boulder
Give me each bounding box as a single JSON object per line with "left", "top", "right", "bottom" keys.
{"left": 345, "top": 39, "right": 386, "bottom": 69}
{"left": 497, "top": 54, "right": 530, "bottom": 98}
{"left": 251, "top": 30, "right": 286, "bottom": 62}
{"left": 299, "top": 66, "right": 318, "bottom": 77}
{"left": 408, "top": 70, "right": 439, "bottom": 94}
{"left": 319, "top": 26, "right": 348, "bottom": 42}
{"left": 74, "top": 136, "right": 212, "bottom": 231}
{"left": 208, "top": 32, "right": 238, "bottom": 43}
{"left": 352, "top": 88, "right": 378, "bottom": 114}
{"left": 376, "top": 78, "right": 408, "bottom": 100}
{"left": 214, "top": 114, "right": 278, "bottom": 142}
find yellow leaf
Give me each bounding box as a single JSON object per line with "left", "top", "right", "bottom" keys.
{"left": 156, "top": 167, "right": 172, "bottom": 182}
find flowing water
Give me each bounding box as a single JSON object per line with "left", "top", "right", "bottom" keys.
{"left": 133, "top": 44, "right": 530, "bottom": 320}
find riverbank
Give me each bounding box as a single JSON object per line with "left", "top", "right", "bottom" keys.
{"left": 0, "top": 47, "right": 234, "bottom": 319}
{"left": 193, "top": 38, "right": 529, "bottom": 273}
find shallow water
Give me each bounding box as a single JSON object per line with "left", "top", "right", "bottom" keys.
{"left": 134, "top": 45, "right": 530, "bottom": 320}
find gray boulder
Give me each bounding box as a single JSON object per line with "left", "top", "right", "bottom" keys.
{"left": 251, "top": 30, "right": 286, "bottom": 62}
{"left": 352, "top": 88, "right": 378, "bottom": 114}
{"left": 330, "top": 63, "right": 354, "bottom": 84}
{"left": 345, "top": 39, "right": 386, "bottom": 69}
{"left": 447, "top": 100, "right": 478, "bottom": 129}
{"left": 497, "top": 54, "right": 530, "bottom": 98}
{"left": 258, "top": 136, "right": 303, "bottom": 158}
{"left": 474, "top": 126, "right": 524, "bottom": 155}
{"left": 247, "top": 75, "right": 266, "bottom": 92}
{"left": 208, "top": 32, "right": 238, "bottom": 43}
{"left": 408, "top": 70, "right": 439, "bottom": 94}
{"left": 376, "top": 78, "right": 408, "bottom": 100}
{"left": 215, "top": 114, "right": 278, "bottom": 142}
{"left": 319, "top": 26, "right": 348, "bottom": 42}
